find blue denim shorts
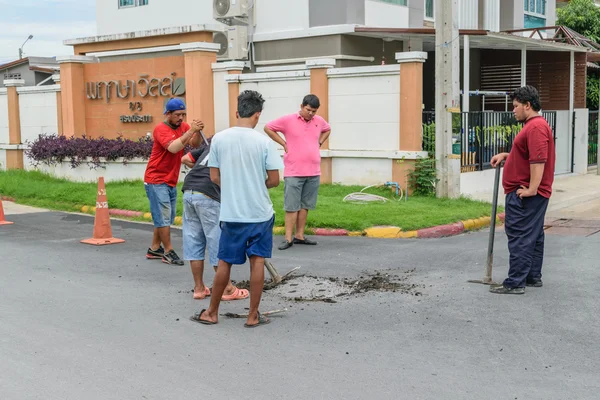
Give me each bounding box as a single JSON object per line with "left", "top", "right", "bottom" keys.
{"left": 218, "top": 216, "right": 275, "bottom": 265}
{"left": 182, "top": 192, "right": 221, "bottom": 266}
{"left": 144, "top": 183, "right": 177, "bottom": 228}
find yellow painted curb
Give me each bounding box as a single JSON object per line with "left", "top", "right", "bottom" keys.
{"left": 397, "top": 231, "right": 418, "bottom": 239}
{"left": 143, "top": 212, "right": 152, "bottom": 220}
{"left": 81, "top": 206, "right": 90, "bottom": 213}
{"left": 348, "top": 231, "right": 364, "bottom": 237}
{"left": 364, "top": 226, "right": 402, "bottom": 239}
{"left": 174, "top": 216, "right": 183, "bottom": 225}
{"left": 462, "top": 216, "right": 493, "bottom": 231}
{"left": 273, "top": 226, "right": 286, "bottom": 235}
{"left": 462, "top": 219, "right": 476, "bottom": 231}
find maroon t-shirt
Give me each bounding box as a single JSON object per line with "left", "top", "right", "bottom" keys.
{"left": 502, "top": 115, "right": 555, "bottom": 198}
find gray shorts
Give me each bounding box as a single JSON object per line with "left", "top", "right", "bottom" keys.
{"left": 284, "top": 176, "right": 320, "bottom": 212}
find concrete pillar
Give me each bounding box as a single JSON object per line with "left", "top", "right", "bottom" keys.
{"left": 180, "top": 42, "right": 220, "bottom": 136}
{"left": 57, "top": 55, "right": 97, "bottom": 137}
{"left": 435, "top": 0, "right": 461, "bottom": 199}
{"left": 52, "top": 73, "right": 63, "bottom": 135}
{"left": 211, "top": 61, "right": 246, "bottom": 129}
{"left": 393, "top": 52, "right": 428, "bottom": 191}
{"left": 307, "top": 58, "right": 336, "bottom": 184}
{"left": 3, "top": 79, "right": 25, "bottom": 169}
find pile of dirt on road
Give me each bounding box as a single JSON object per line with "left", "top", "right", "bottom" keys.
{"left": 233, "top": 269, "right": 422, "bottom": 302}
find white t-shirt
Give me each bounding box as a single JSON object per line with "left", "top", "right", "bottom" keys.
{"left": 208, "top": 127, "right": 284, "bottom": 223}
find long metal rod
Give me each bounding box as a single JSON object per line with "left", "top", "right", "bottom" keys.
{"left": 485, "top": 164, "right": 502, "bottom": 282}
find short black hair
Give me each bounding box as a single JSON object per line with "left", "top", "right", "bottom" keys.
{"left": 511, "top": 86, "right": 541, "bottom": 112}
{"left": 238, "top": 90, "right": 265, "bottom": 118}
{"left": 302, "top": 94, "right": 320, "bottom": 109}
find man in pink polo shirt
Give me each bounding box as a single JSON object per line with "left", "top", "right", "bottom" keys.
{"left": 264, "top": 94, "right": 331, "bottom": 250}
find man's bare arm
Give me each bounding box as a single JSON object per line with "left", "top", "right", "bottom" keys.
{"left": 265, "top": 169, "right": 280, "bottom": 189}
{"left": 210, "top": 167, "right": 221, "bottom": 186}
{"left": 528, "top": 163, "right": 545, "bottom": 193}
{"left": 319, "top": 130, "right": 331, "bottom": 147}
{"left": 181, "top": 153, "right": 195, "bottom": 168}
{"left": 264, "top": 127, "right": 288, "bottom": 152}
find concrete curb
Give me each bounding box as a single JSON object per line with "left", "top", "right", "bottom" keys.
{"left": 4, "top": 198, "right": 504, "bottom": 239}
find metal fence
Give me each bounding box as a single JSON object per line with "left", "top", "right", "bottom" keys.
{"left": 589, "top": 111, "right": 598, "bottom": 166}
{"left": 422, "top": 111, "right": 557, "bottom": 171}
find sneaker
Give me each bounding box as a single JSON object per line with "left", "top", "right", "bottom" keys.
{"left": 162, "top": 249, "right": 184, "bottom": 265}
{"left": 526, "top": 280, "right": 543, "bottom": 287}
{"left": 489, "top": 285, "right": 525, "bottom": 295}
{"left": 146, "top": 246, "right": 165, "bottom": 259}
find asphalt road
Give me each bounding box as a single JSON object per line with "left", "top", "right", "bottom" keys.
{"left": 1, "top": 211, "right": 599, "bottom": 400}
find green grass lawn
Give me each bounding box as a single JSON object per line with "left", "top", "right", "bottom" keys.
{"left": 0, "top": 170, "right": 496, "bottom": 231}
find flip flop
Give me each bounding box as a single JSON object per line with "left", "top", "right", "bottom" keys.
{"left": 221, "top": 287, "right": 249, "bottom": 301}
{"left": 193, "top": 286, "right": 211, "bottom": 300}
{"left": 244, "top": 311, "right": 271, "bottom": 328}
{"left": 189, "top": 309, "right": 217, "bottom": 325}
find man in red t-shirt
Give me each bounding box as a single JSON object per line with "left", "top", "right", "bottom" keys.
{"left": 144, "top": 98, "right": 203, "bottom": 265}
{"left": 489, "top": 86, "right": 555, "bottom": 295}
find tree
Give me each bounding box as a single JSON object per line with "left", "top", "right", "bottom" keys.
{"left": 557, "top": 0, "right": 600, "bottom": 43}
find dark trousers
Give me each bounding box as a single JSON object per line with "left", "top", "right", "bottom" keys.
{"left": 503, "top": 191, "right": 550, "bottom": 288}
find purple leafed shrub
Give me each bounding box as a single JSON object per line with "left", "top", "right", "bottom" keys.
{"left": 26, "top": 134, "right": 154, "bottom": 169}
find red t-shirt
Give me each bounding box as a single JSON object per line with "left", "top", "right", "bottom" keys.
{"left": 502, "top": 115, "right": 555, "bottom": 198}
{"left": 144, "top": 121, "right": 190, "bottom": 187}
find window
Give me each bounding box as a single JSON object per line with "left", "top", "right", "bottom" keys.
{"left": 4, "top": 73, "right": 22, "bottom": 80}
{"left": 119, "top": 0, "right": 148, "bottom": 8}
{"left": 376, "top": 0, "right": 407, "bottom": 5}
{"left": 524, "top": 0, "right": 546, "bottom": 29}
{"left": 524, "top": 0, "right": 546, "bottom": 15}
{"left": 425, "top": 0, "right": 434, "bottom": 19}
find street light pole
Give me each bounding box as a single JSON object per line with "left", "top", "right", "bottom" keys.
{"left": 19, "top": 35, "right": 34, "bottom": 59}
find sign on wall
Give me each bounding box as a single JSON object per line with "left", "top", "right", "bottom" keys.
{"left": 86, "top": 73, "right": 186, "bottom": 124}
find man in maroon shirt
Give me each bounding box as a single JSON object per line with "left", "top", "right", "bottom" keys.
{"left": 489, "top": 86, "right": 555, "bottom": 295}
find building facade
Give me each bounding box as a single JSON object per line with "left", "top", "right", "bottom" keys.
{"left": 93, "top": 0, "right": 558, "bottom": 68}
{"left": 0, "top": 57, "right": 59, "bottom": 88}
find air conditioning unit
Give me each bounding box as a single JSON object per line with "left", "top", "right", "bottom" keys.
{"left": 213, "top": 26, "right": 249, "bottom": 61}
{"left": 213, "top": 0, "right": 249, "bottom": 26}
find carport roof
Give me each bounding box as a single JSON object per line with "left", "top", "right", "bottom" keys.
{"left": 353, "top": 27, "right": 591, "bottom": 53}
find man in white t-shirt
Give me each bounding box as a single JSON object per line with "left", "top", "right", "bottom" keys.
{"left": 190, "top": 90, "right": 283, "bottom": 328}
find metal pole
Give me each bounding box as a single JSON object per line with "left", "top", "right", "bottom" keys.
{"left": 468, "top": 162, "right": 501, "bottom": 285}
{"left": 199, "top": 130, "right": 209, "bottom": 146}
{"left": 521, "top": 45, "right": 527, "bottom": 86}
{"left": 485, "top": 164, "right": 502, "bottom": 282}
{"left": 597, "top": 105, "right": 600, "bottom": 175}
{"left": 463, "top": 35, "right": 470, "bottom": 113}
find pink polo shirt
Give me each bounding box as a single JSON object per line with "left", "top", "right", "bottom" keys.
{"left": 266, "top": 113, "right": 331, "bottom": 177}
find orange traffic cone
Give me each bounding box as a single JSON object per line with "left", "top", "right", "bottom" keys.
{"left": 0, "top": 197, "right": 14, "bottom": 225}
{"left": 81, "top": 177, "right": 125, "bottom": 246}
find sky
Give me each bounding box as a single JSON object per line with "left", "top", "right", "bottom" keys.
{"left": 0, "top": 0, "right": 96, "bottom": 64}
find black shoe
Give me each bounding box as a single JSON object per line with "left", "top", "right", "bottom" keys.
{"left": 278, "top": 240, "right": 293, "bottom": 250}
{"left": 162, "top": 249, "right": 184, "bottom": 265}
{"left": 293, "top": 237, "right": 317, "bottom": 245}
{"left": 489, "top": 285, "right": 525, "bottom": 295}
{"left": 526, "top": 279, "right": 543, "bottom": 287}
{"left": 146, "top": 246, "right": 165, "bottom": 259}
